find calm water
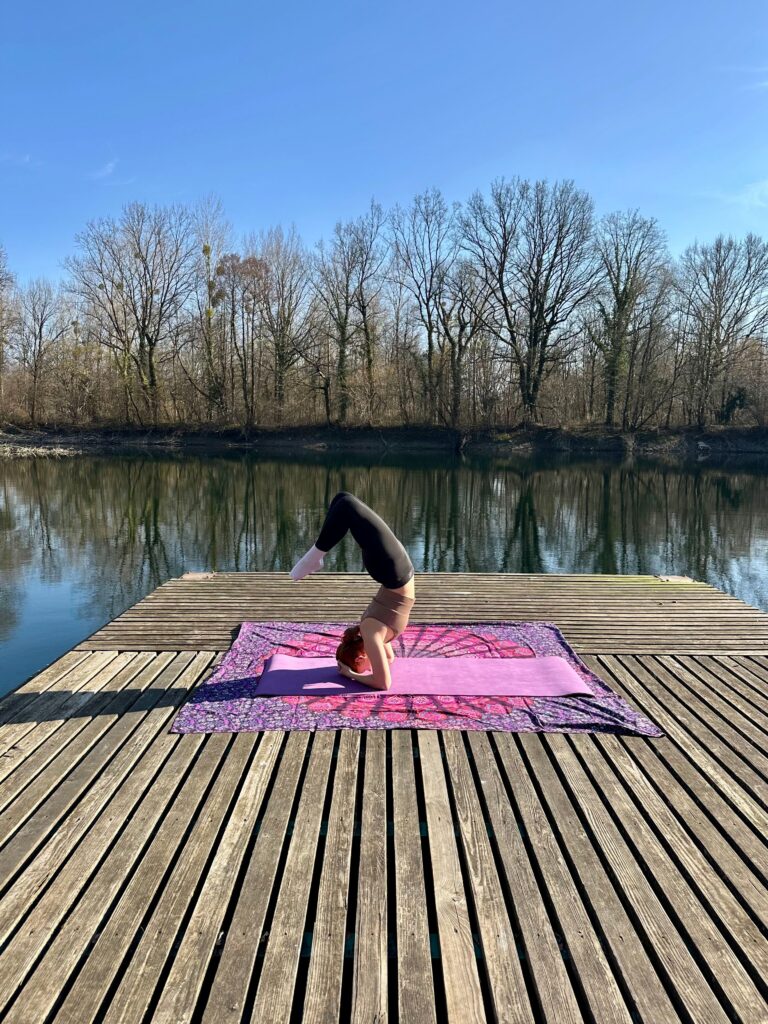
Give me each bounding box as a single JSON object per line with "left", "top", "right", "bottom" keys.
{"left": 2, "top": 450, "right": 768, "bottom": 697}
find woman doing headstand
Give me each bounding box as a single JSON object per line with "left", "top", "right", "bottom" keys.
{"left": 289, "top": 491, "right": 415, "bottom": 690}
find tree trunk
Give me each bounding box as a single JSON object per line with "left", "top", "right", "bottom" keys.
{"left": 604, "top": 350, "right": 619, "bottom": 427}
{"left": 450, "top": 342, "right": 462, "bottom": 427}
{"left": 337, "top": 329, "right": 349, "bottom": 424}
{"left": 274, "top": 342, "right": 285, "bottom": 425}
{"left": 147, "top": 339, "right": 159, "bottom": 426}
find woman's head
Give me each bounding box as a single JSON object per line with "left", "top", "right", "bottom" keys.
{"left": 336, "top": 624, "right": 371, "bottom": 673}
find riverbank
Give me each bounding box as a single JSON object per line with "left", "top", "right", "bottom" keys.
{"left": 2, "top": 423, "right": 768, "bottom": 459}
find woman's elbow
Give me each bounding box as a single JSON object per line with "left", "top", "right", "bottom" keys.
{"left": 374, "top": 670, "right": 392, "bottom": 691}
{"left": 374, "top": 664, "right": 392, "bottom": 691}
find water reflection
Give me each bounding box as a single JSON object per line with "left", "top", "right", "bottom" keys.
{"left": 1, "top": 450, "right": 767, "bottom": 695}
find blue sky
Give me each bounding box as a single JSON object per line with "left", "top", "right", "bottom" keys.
{"left": 1, "top": 0, "right": 767, "bottom": 282}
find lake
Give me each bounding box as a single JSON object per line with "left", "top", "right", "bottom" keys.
{"left": 2, "top": 449, "right": 767, "bottom": 697}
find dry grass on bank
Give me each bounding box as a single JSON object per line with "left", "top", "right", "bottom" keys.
{"left": 0, "top": 443, "right": 83, "bottom": 459}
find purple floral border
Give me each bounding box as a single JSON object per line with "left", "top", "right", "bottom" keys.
{"left": 169, "top": 621, "right": 662, "bottom": 736}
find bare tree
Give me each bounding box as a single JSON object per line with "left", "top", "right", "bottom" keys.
{"left": 67, "top": 202, "right": 198, "bottom": 425}
{"left": 383, "top": 275, "right": 422, "bottom": 424}
{"left": 0, "top": 245, "right": 14, "bottom": 414}
{"left": 52, "top": 307, "right": 104, "bottom": 425}
{"left": 620, "top": 267, "right": 677, "bottom": 429}
{"left": 437, "top": 260, "right": 487, "bottom": 426}
{"left": 287, "top": 294, "right": 337, "bottom": 424}
{"left": 314, "top": 221, "right": 359, "bottom": 424}
{"left": 676, "top": 234, "right": 768, "bottom": 426}
{"left": 254, "top": 227, "right": 311, "bottom": 424}
{"left": 4, "top": 183, "right": 766, "bottom": 435}
{"left": 593, "top": 210, "right": 668, "bottom": 426}
{"left": 351, "top": 200, "right": 387, "bottom": 422}
{"left": 12, "top": 279, "right": 68, "bottom": 423}
{"left": 192, "top": 196, "right": 233, "bottom": 421}
{"left": 462, "top": 178, "right": 597, "bottom": 425}
{"left": 460, "top": 178, "right": 524, "bottom": 420}
{"left": 390, "top": 189, "right": 457, "bottom": 423}
{"left": 213, "top": 253, "right": 267, "bottom": 427}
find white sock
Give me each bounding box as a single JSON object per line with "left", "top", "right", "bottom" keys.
{"left": 289, "top": 544, "right": 326, "bottom": 581}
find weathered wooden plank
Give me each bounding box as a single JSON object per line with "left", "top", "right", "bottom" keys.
{"left": 0, "top": 652, "right": 182, "bottom": 873}
{"left": 351, "top": 730, "right": 389, "bottom": 1024}
{"left": 702, "top": 655, "right": 768, "bottom": 704}
{"left": 248, "top": 732, "right": 336, "bottom": 1023}
{"left": 508, "top": 734, "right": 678, "bottom": 1023}
{"left": 607, "top": 657, "right": 768, "bottom": 831}
{"left": 103, "top": 731, "right": 283, "bottom": 1024}
{"left": 441, "top": 731, "right": 534, "bottom": 1022}
{"left": 147, "top": 732, "right": 286, "bottom": 1024}
{"left": 417, "top": 730, "right": 486, "bottom": 1024}
{"left": 302, "top": 729, "right": 359, "bottom": 1024}
{"left": 6, "top": 735, "right": 235, "bottom": 1024}
{"left": 0, "top": 651, "right": 128, "bottom": 765}
{"left": 0, "top": 732, "right": 202, "bottom": 1020}
{"left": 678, "top": 656, "right": 768, "bottom": 729}
{"left": 391, "top": 730, "right": 437, "bottom": 1024}
{"left": 544, "top": 734, "right": 745, "bottom": 1024}
{"left": 572, "top": 736, "right": 768, "bottom": 1021}
{"left": 654, "top": 655, "right": 768, "bottom": 767}
{"left": 593, "top": 734, "right": 768, "bottom": 974}
{"left": 75, "top": 571, "right": 768, "bottom": 656}
{"left": 586, "top": 656, "right": 768, "bottom": 880}
{"left": 0, "top": 655, "right": 207, "bottom": 952}
{"left": 0, "top": 649, "right": 95, "bottom": 724}
{"left": 53, "top": 733, "right": 253, "bottom": 1024}
{"left": 466, "top": 732, "right": 583, "bottom": 1023}
{"left": 200, "top": 732, "right": 309, "bottom": 1023}
{"left": 0, "top": 651, "right": 157, "bottom": 803}
{"left": 731, "top": 655, "right": 768, "bottom": 695}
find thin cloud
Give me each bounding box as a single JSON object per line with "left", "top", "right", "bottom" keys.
{"left": 91, "top": 159, "right": 117, "bottom": 179}
{"left": 719, "top": 64, "right": 768, "bottom": 75}
{"left": 718, "top": 64, "right": 768, "bottom": 93}
{"left": 710, "top": 179, "right": 768, "bottom": 209}
{"left": 0, "top": 153, "right": 41, "bottom": 167}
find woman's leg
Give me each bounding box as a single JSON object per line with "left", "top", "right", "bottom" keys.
{"left": 291, "top": 491, "right": 413, "bottom": 587}
{"left": 289, "top": 492, "right": 353, "bottom": 581}
{"left": 315, "top": 491, "right": 355, "bottom": 552}
{"left": 320, "top": 492, "right": 413, "bottom": 587}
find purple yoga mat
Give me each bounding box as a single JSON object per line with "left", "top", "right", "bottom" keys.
{"left": 256, "top": 653, "right": 594, "bottom": 697}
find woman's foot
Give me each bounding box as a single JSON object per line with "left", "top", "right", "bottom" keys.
{"left": 289, "top": 545, "right": 325, "bottom": 581}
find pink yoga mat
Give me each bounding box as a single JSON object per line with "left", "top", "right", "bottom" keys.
{"left": 255, "top": 654, "right": 594, "bottom": 697}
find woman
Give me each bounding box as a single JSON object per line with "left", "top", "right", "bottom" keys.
{"left": 289, "top": 491, "right": 415, "bottom": 690}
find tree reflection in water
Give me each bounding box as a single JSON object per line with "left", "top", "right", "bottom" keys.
{"left": 1, "top": 450, "right": 767, "bottom": 695}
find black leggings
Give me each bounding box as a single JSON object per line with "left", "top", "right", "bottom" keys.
{"left": 315, "top": 492, "right": 414, "bottom": 589}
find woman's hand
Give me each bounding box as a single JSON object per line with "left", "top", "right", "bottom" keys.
{"left": 336, "top": 660, "right": 390, "bottom": 690}
{"left": 336, "top": 660, "right": 372, "bottom": 682}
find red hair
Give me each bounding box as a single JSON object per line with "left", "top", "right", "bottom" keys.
{"left": 336, "top": 625, "right": 371, "bottom": 673}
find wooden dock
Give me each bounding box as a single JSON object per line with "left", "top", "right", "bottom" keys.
{"left": 1, "top": 572, "right": 767, "bottom": 1023}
